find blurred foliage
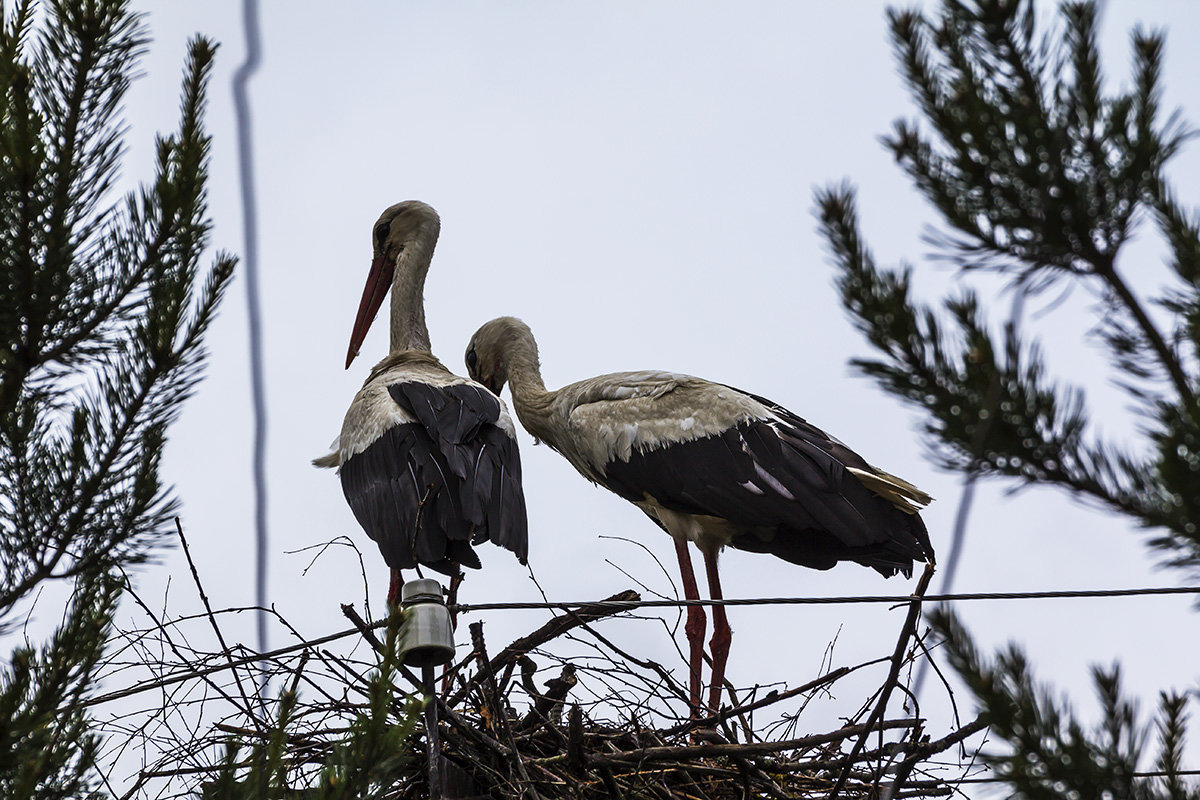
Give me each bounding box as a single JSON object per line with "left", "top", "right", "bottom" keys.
{"left": 816, "top": 0, "right": 1199, "bottom": 795}
{"left": 931, "top": 606, "right": 1199, "bottom": 799}
{"left": 200, "top": 618, "right": 423, "bottom": 800}
{"left": 0, "top": 572, "right": 120, "bottom": 800}
{"left": 0, "top": 0, "right": 235, "bottom": 621}
{"left": 0, "top": 0, "right": 235, "bottom": 796}
{"left": 818, "top": 0, "right": 1199, "bottom": 568}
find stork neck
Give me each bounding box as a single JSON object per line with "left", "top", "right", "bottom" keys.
{"left": 506, "top": 348, "right": 547, "bottom": 397}
{"left": 389, "top": 226, "right": 438, "bottom": 353}
{"left": 503, "top": 337, "right": 556, "bottom": 440}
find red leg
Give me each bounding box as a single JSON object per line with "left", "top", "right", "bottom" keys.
{"left": 387, "top": 568, "right": 402, "bottom": 609}
{"left": 674, "top": 539, "right": 706, "bottom": 713}
{"left": 442, "top": 570, "right": 464, "bottom": 694}
{"left": 702, "top": 551, "right": 731, "bottom": 712}
{"left": 446, "top": 570, "right": 463, "bottom": 631}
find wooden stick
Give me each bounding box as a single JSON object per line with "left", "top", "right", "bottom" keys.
{"left": 829, "top": 563, "right": 936, "bottom": 799}
{"left": 590, "top": 718, "right": 919, "bottom": 765}
{"left": 449, "top": 590, "right": 639, "bottom": 707}
{"left": 470, "top": 622, "right": 543, "bottom": 800}
{"left": 423, "top": 665, "right": 442, "bottom": 800}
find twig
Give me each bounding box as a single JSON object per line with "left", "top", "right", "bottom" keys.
{"left": 664, "top": 657, "right": 889, "bottom": 736}
{"left": 449, "top": 590, "right": 639, "bottom": 707}
{"left": 339, "top": 602, "right": 428, "bottom": 694}
{"left": 470, "top": 622, "right": 543, "bottom": 800}
{"left": 576, "top": 619, "right": 691, "bottom": 708}
{"left": 84, "top": 623, "right": 371, "bottom": 709}
{"left": 176, "top": 517, "right": 266, "bottom": 726}
{"left": 883, "top": 717, "right": 991, "bottom": 800}
{"left": 340, "top": 603, "right": 385, "bottom": 653}
{"left": 115, "top": 571, "right": 259, "bottom": 727}
{"left": 829, "top": 563, "right": 936, "bottom": 799}
{"left": 907, "top": 715, "right": 988, "bottom": 759}
{"left": 591, "top": 718, "right": 919, "bottom": 765}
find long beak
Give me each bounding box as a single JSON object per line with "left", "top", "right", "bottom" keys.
{"left": 345, "top": 254, "right": 394, "bottom": 369}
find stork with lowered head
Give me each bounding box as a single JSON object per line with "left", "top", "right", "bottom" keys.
{"left": 465, "top": 316, "right": 933, "bottom": 712}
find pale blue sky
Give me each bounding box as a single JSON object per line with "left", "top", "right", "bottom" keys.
{"left": 54, "top": 1, "right": 1200, "bottom": 790}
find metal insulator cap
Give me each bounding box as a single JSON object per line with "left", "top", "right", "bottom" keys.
{"left": 398, "top": 579, "right": 455, "bottom": 668}
{"left": 401, "top": 578, "right": 445, "bottom": 606}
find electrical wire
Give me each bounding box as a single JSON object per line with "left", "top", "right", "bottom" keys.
{"left": 79, "top": 581, "right": 1199, "bottom": 710}
{"left": 231, "top": 0, "right": 268, "bottom": 682}
{"left": 451, "top": 584, "right": 1200, "bottom": 613}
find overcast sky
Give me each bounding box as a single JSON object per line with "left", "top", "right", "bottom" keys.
{"left": 58, "top": 0, "right": 1200, "bottom": 788}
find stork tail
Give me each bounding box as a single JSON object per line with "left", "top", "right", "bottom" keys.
{"left": 846, "top": 466, "right": 931, "bottom": 515}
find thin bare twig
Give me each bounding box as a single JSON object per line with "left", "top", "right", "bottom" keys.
{"left": 175, "top": 518, "right": 267, "bottom": 727}
{"left": 830, "top": 564, "right": 936, "bottom": 799}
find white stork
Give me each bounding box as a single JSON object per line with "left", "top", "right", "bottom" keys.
{"left": 465, "top": 316, "right": 933, "bottom": 711}
{"left": 315, "top": 203, "right": 527, "bottom": 607}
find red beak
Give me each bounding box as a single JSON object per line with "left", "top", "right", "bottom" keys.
{"left": 345, "top": 254, "right": 394, "bottom": 369}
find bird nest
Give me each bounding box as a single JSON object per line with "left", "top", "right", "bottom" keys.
{"left": 91, "top": 563, "right": 985, "bottom": 798}
{"left": 400, "top": 575, "right": 982, "bottom": 800}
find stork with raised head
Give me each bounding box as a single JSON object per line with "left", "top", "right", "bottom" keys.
{"left": 464, "top": 316, "right": 933, "bottom": 712}
{"left": 315, "top": 203, "right": 527, "bottom": 607}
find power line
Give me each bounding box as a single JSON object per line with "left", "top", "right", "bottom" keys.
{"left": 943, "top": 768, "right": 1200, "bottom": 785}
{"left": 452, "top": 584, "right": 1200, "bottom": 613}
{"left": 81, "top": 583, "right": 1199, "bottom": 709}
{"left": 232, "top": 0, "right": 268, "bottom": 678}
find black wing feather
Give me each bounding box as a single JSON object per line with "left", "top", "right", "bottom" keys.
{"left": 600, "top": 413, "right": 932, "bottom": 578}
{"left": 339, "top": 381, "right": 528, "bottom": 576}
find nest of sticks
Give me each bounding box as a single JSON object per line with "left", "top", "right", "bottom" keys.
{"left": 92, "top": 559, "right": 985, "bottom": 798}
{"left": 385, "top": 566, "right": 983, "bottom": 799}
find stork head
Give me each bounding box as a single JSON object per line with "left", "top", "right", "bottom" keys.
{"left": 466, "top": 316, "right": 536, "bottom": 396}
{"left": 345, "top": 201, "right": 441, "bottom": 368}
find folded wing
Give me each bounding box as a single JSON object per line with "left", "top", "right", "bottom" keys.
{"left": 575, "top": 380, "right": 932, "bottom": 576}
{"left": 339, "top": 381, "right": 528, "bottom": 576}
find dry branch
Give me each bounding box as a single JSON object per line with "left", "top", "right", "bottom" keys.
{"left": 449, "top": 589, "right": 640, "bottom": 707}
{"left": 90, "top": 580, "right": 986, "bottom": 799}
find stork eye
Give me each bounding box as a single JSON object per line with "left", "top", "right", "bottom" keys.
{"left": 466, "top": 349, "right": 478, "bottom": 368}
{"left": 374, "top": 224, "right": 389, "bottom": 248}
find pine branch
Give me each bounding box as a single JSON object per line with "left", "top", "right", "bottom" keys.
{"left": 819, "top": 5, "right": 1200, "bottom": 792}
{"left": 816, "top": 186, "right": 1163, "bottom": 521}
{"left": 2, "top": 4, "right": 237, "bottom": 797}
{"left": 928, "top": 607, "right": 1200, "bottom": 799}
{"left": 881, "top": 0, "right": 1191, "bottom": 402}
{"left": 818, "top": 0, "right": 1200, "bottom": 571}
{"left": 1, "top": 33, "right": 236, "bottom": 618}
{"left": 0, "top": 572, "right": 120, "bottom": 800}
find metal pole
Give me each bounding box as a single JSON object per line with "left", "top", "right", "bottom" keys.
{"left": 423, "top": 665, "right": 442, "bottom": 800}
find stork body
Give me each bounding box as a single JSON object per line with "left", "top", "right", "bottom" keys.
{"left": 465, "top": 317, "right": 933, "bottom": 711}
{"left": 316, "top": 203, "right": 527, "bottom": 605}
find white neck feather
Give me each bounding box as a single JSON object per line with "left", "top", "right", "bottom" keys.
{"left": 389, "top": 219, "right": 439, "bottom": 353}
